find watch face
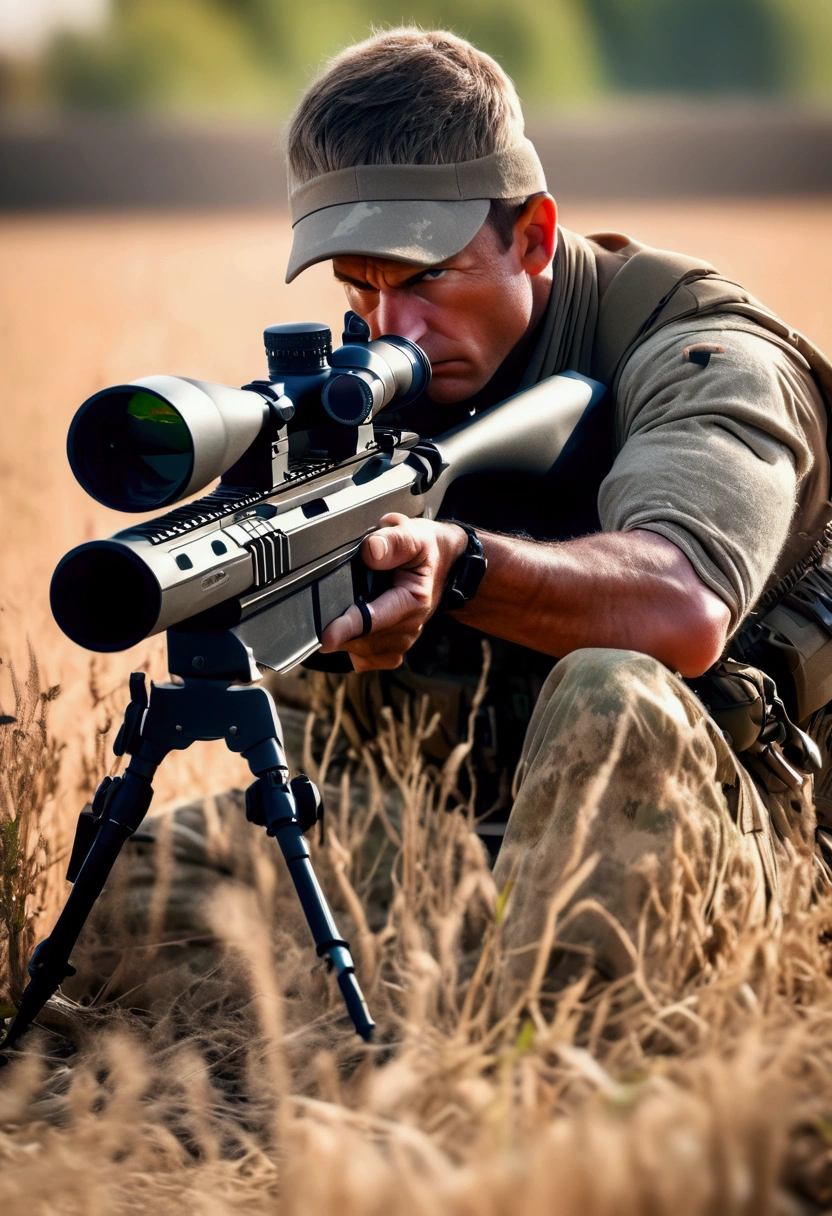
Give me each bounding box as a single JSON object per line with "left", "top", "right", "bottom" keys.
{"left": 457, "top": 553, "right": 488, "bottom": 601}
{"left": 440, "top": 526, "right": 486, "bottom": 611}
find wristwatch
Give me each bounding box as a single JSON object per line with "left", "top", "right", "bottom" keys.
{"left": 440, "top": 524, "right": 488, "bottom": 612}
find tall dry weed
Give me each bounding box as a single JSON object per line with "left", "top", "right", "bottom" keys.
{"left": 0, "top": 647, "right": 61, "bottom": 1008}
{"left": 1, "top": 652, "right": 832, "bottom": 1214}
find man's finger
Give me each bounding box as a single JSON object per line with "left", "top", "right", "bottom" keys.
{"left": 355, "top": 585, "right": 419, "bottom": 634}
{"left": 320, "top": 603, "right": 366, "bottom": 651}
{"left": 351, "top": 652, "right": 405, "bottom": 673}
{"left": 363, "top": 521, "right": 427, "bottom": 570}
{"left": 319, "top": 585, "right": 421, "bottom": 653}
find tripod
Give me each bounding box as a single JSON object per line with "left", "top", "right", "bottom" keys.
{"left": 1, "top": 628, "right": 374, "bottom": 1053}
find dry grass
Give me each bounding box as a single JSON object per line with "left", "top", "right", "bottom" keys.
{"left": 0, "top": 650, "right": 60, "bottom": 1006}
{"left": 2, "top": 201, "right": 832, "bottom": 1213}
{"left": 2, "top": 669, "right": 832, "bottom": 1215}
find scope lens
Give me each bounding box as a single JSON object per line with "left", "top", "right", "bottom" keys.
{"left": 68, "top": 387, "right": 194, "bottom": 511}
{"left": 321, "top": 373, "right": 376, "bottom": 425}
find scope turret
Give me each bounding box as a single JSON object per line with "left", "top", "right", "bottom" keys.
{"left": 264, "top": 322, "right": 332, "bottom": 377}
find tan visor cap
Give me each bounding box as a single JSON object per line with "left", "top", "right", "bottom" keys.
{"left": 285, "top": 138, "right": 547, "bottom": 284}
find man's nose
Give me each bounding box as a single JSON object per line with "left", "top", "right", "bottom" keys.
{"left": 372, "top": 291, "right": 428, "bottom": 345}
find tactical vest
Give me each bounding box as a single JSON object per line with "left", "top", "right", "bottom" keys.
{"left": 321, "top": 237, "right": 832, "bottom": 838}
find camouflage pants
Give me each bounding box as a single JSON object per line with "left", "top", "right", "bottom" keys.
{"left": 493, "top": 647, "right": 818, "bottom": 993}
{"left": 103, "top": 649, "right": 819, "bottom": 999}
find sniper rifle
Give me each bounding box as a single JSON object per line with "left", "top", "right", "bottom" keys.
{"left": 0, "top": 312, "right": 603, "bottom": 1051}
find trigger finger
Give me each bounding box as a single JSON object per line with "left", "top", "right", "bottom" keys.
{"left": 320, "top": 603, "right": 364, "bottom": 651}
{"left": 356, "top": 585, "right": 417, "bottom": 634}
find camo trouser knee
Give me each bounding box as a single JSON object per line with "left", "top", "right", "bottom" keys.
{"left": 492, "top": 647, "right": 817, "bottom": 992}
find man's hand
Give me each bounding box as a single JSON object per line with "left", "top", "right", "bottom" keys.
{"left": 320, "top": 513, "right": 468, "bottom": 672}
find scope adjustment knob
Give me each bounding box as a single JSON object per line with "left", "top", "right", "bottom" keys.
{"left": 321, "top": 372, "right": 376, "bottom": 426}
{"left": 264, "top": 322, "right": 332, "bottom": 376}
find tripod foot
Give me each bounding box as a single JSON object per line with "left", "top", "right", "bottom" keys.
{"left": 337, "top": 970, "right": 375, "bottom": 1042}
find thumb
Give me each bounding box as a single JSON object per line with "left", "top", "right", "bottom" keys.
{"left": 362, "top": 521, "right": 424, "bottom": 570}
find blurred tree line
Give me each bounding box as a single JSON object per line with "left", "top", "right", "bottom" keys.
{"left": 2, "top": 0, "right": 832, "bottom": 115}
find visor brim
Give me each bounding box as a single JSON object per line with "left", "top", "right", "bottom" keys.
{"left": 285, "top": 198, "right": 491, "bottom": 283}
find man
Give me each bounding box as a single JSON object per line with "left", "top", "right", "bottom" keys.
{"left": 274, "top": 26, "right": 832, "bottom": 989}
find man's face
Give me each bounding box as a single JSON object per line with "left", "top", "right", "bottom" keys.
{"left": 332, "top": 209, "right": 553, "bottom": 404}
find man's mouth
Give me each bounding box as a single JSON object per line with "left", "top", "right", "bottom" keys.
{"left": 430, "top": 358, "right": 467, "bottom": 372}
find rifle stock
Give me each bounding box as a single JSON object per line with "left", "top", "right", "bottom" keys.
{"left": 424, "top": 371, "right": 600, "bottom": 507}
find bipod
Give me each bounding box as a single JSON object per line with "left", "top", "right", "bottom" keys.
{"left": 1, "top": 628, "right": 374, "bottom": 1054}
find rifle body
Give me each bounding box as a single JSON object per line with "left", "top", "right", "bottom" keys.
{"left": 51, "top": 372, "right": 603, "bottom": 669}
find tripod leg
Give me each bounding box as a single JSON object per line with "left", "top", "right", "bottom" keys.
{"left": 254, "top": 768, "right": 375, "bottom": 1042}
{"left": 1, "top": 754, "right": 158, "bottom": 1052}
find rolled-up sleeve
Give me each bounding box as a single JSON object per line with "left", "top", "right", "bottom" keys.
{"left": 599, "top": 318, "right": 817, "bottom": 625}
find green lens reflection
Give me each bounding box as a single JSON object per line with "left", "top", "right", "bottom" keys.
{"left": 123, "top": 391, "right": 192, "bottom": 489}
{"left": 69, "top": 387, "right": 195, "bottom": 511}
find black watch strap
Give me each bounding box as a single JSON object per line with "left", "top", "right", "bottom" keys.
{"left": 440, "top": 524, "right": 487, "bottom": 612}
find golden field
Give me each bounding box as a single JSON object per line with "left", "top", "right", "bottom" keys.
{"left": 2, "top": 201, "right": 832, "bottom": 1214}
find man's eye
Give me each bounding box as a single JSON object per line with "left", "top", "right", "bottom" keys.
{"left": 422, "top": 269, "right": 447, "bottom": 281}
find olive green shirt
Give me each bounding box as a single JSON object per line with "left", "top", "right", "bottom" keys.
{"left": 600, "top": 315, "right": 824, "bottom": 625}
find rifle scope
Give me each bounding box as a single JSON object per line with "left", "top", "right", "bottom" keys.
{"left": 67, "top": 315, "right": 430, "bottom": 514}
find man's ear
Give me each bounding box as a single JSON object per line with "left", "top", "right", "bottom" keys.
{"left": 515, "top": 193, "right": 557, "bottom": 276}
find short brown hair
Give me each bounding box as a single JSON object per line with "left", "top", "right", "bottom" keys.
{"left": 286, "top": 28, "right": 529, "bottom": 251}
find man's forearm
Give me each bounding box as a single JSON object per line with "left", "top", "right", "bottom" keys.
{"left": 452, "top": 528, "right": 730, "bottom": 677}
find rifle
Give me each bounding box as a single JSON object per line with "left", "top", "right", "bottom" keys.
{"left": 1, "top": 312, "right": 603, "bottom": 1051}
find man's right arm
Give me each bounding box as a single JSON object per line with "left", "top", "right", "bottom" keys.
{"left": 323, "top": 319, "right": 813, "bottom": 676}
{"left": 321, "top": 515, "right": 730, "bottom": 677}
{"left": 453, "top": 526, "right": 730, "bottom": 677}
